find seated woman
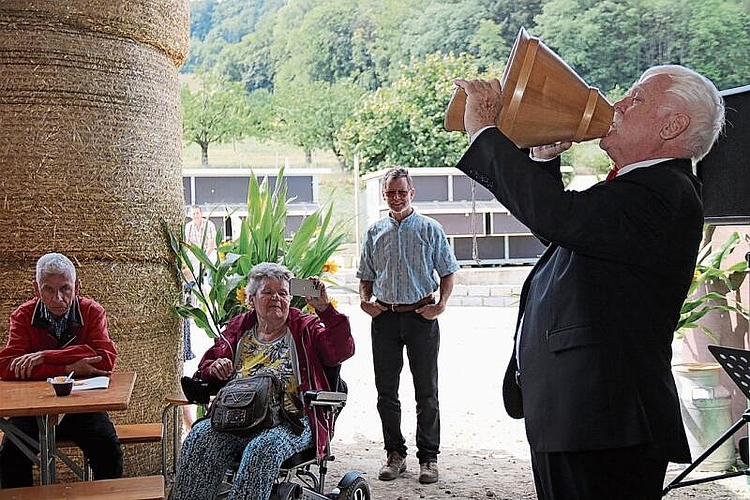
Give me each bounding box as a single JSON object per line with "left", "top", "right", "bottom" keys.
{"left": 171, "top": 262, "right": 355, "bottom": 500}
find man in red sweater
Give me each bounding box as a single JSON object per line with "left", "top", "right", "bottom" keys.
{"left": 0, "top": 253, "right": 123, "bottom": 488}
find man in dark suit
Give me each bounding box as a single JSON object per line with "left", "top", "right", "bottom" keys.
{"left": 453, "top": 65, "right": 725, "bottom": 499}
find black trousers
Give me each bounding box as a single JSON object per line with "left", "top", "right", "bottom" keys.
{"left": 0, "top": 412, "right": 123, "bottom": 488}
{"left": 531, "top": 445, "right": 668, "bottom": 500}
{"left": 371, "top": 310, "right": 440, "bottom": 463}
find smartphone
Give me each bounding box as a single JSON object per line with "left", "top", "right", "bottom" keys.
{"left": 289, "top": 278, "right": 321, "bottom": 297}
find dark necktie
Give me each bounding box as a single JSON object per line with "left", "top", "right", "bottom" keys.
{"left": 605, "top": 164, "right": 620, "bottom": 181}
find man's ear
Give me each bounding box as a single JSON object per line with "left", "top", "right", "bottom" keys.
{"left": 660, "top": 113, "right": 690, "bottom": 140}
{"left": 75, "top": 280, "right": 81, "bottom": 296}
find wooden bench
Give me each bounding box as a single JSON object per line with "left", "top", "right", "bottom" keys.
{"left": 0, "top": 423, "right": 164, "bottom": 446}
{"left": 0, "top": 423, "right": 164, "bottom": 480}
{"left": 0, "top": 475, "right": 164, "bottom": 499}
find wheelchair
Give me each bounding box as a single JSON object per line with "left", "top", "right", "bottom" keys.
{"left": 179, "top": 368, "right": 371, "bottom": 500}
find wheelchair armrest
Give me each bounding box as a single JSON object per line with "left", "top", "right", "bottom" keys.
{"left": 180, "top": 375, "right": 221, "bottom": 405}
{"left": 303, "top": 390, "right": 347, "bottom": 408}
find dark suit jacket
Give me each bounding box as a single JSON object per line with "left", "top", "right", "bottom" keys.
{"left": 457, "top": 128, "right": 697, "bottom": 462}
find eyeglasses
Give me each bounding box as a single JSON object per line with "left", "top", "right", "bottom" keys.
{"left": 383, "top": 190, "right": 411, "bottom": 198}
{"left": 259, "top": 289, "right": 291, "bottom": 300}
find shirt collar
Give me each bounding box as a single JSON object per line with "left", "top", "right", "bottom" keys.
{"left": 389, "top": 207, "right": 416, "bottom": 223}
{"left": 31, "top": 297, "right": 83, "bottom": 347}
{"left": 616, "top": 158, "right": 675, "bottom": 177}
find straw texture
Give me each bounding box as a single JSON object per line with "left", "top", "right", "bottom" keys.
{"left": 0, "top": 0, "right": 189, "bottom": 476}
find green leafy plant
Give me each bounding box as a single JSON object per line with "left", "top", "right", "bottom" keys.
{"left": 676, "top": 230, "right": 749, "bottom": 341}
{"left": 167, "top": 167, "right": 349, "bottom": 339}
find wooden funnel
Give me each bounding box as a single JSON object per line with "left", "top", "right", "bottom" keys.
{"left": 444, "top": 27, "right": 614, "bottom": 148}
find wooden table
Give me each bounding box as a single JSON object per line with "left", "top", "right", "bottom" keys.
{"left": 0, "top": 371, "right": 136, "bottom": 485}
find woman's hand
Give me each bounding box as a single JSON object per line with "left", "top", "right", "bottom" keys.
{"left": 208, "top": 357, "right": 234, "bottom": 380}
{"left": 305, "top": 277, "right": 330, "bottom": 313}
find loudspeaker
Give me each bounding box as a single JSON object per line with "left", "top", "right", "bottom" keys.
{"left": 444, "top": 27, "right": 613, "bottom": 148}
{"left": 697, "top": 85, "right": 750, "bottom": 224}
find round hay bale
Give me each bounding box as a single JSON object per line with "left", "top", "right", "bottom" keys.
{"left": 0, "top": 0, "right": 189, "bottom": 67}
{"left": 0, "top": 1, "right": 189, "bottom": 477}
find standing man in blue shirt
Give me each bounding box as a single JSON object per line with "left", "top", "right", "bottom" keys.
{"left": 358, "top": 167, "right": 460, "bottom": 485}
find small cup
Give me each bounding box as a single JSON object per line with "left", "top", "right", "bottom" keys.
{"left": 51, "top": 376, "right": 73, "bottom": 396}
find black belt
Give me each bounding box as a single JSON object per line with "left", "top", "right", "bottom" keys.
{"left": 376, "top": 296, "right": 434, "bottom": 313}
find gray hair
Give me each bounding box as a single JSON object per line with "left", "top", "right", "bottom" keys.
{"left": 640, "top": 65, "right": 725, "bottom": 162}
{"left": 246, "top": 262, "right": 293, "bottom": 296}
{"left": 382, "top": 167, "right": 413, "bottom": 188}
{"left": 36, "top": 253, "right": 76, "bottom": 283}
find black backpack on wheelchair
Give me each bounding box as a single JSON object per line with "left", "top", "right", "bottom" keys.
{"left": 179, "top": 365, "right": 370, "bottom": 500}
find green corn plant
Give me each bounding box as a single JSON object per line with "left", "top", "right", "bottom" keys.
{"left": 167, "top": 167, "right": 349, "bottom": 338}
{"left": 676, "top": 231, "right": 749, "bottom": 341}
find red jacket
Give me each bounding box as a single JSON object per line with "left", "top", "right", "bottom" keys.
{"left": 0, "top": 297, "right": 118, "bottom": 380}
{"left": 197, "top": 306, "right": 354, "bottom": 458}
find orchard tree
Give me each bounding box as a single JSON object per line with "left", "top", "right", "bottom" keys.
{"left": 272, "top": 79, "right": 365, "bottom": 170}
{"left": 340, "top": 53, "right": 493, "bottom": 173}
{"left": 181, "top": 73, "right": 256, "bottom": 165}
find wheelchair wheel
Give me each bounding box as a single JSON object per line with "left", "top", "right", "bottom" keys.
{"left": 338, "top": 476, "right": 371, "bottom": 500}
{"left": 272, "top": 482, "right": 301, "bottom": 500}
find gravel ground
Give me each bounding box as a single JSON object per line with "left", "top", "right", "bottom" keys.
{"left": 324, "top": 304, "right": 750, "bottom": 500}
{"left": 185, "top": 303, "right": 750, "bottom": 499}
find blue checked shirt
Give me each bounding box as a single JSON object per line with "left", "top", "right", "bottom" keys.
{"left": 357, "top": 211, "right": 459, "bottom": 304}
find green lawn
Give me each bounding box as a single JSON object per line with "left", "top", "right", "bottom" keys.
{"left": 182, "top": 138, "right": 341, "bottom": 170}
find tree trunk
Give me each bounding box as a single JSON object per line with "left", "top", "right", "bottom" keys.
{"left": 332, "top": 145, "right": 348, "bottom": 172}
{"left": 201, "top": 143, "right": 209, "bottom": 165}
{"left": 336, "top": 155, "right": 348, "bottom": 172}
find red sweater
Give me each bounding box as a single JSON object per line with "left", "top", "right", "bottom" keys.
{"left": 0, "top": 297, "right": 118, "bottom": 380}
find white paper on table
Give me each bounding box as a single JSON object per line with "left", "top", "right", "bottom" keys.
{"left": 70, "top": 376, "right": 110, "bottom": 391}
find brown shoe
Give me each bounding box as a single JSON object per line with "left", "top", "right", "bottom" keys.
{"left": 419, "top": 461, "right": 438, "bottom": 484}
{"left": 378, "top": 451, "right": 406, "bottom": 481}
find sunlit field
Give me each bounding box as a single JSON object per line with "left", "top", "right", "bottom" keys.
{"left": 181, "top": 137, "right": 341, "bottom": 170}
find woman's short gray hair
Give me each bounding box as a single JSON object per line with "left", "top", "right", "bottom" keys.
{"left": 641, "top": 65, "right": 725, "bottom": 162}
{"left": 36, "top": 253, "right": 76, "bottom": 283}
{"left": 246, "top": 262, "right": 293, "bottom": 296}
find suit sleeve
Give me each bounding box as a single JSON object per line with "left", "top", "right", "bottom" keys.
{"left": 455, "top": 128, "right": 670, "bottom": 263}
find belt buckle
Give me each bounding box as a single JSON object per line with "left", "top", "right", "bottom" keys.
{"left": 390, "top": 303, "right": 397, "bottom": 312}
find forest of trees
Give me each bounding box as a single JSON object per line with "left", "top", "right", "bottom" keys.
{"left": 181, "top": 0, "right": 750, "bottom": 172}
